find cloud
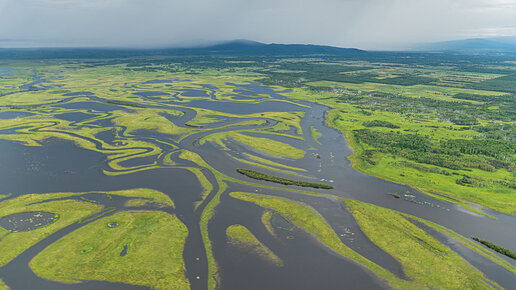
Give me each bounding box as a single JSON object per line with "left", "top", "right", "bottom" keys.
{"left": 1, "top": 0, "right": 516, "bottom": 49}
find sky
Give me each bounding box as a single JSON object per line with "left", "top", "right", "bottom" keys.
{"left": 1, "top": 0, "right": 516, "bottom": 49}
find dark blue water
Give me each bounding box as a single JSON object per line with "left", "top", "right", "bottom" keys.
{"left": 54, "top": 112, "right": 95, "bottom": 122}
{"left": 0, "top": 111, "right": 35, "bottom": 119}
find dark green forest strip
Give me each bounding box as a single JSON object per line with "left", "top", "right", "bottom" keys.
{"left": 236, "top": 168, "right": 333, "bottom": 189}
{"left": 472, "top": 237, "right": 516, "bottom": 260}
{"left": 107, "top": 100, "right": 145, "bottom": 108}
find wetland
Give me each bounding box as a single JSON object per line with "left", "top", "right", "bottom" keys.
{"left": 0, "top": 52, "right": 515, "bottom": 289}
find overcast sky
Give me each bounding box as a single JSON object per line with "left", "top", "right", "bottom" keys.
{"left": 1, "top": 0, "right": 516, "bottom": 49}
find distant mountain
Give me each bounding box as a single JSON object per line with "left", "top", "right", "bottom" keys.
{"left": 0, "top": 40, "right": 365, "bottom": 59}
{"left": 417, "top": 36, "right": 516, "bottom": 52}
{"left": 195, "top": 39, "right": 365, "bottom": 55}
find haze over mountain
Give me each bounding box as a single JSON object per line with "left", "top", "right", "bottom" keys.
{"left": 2, "top": 0, "right": 516, "bottom": 50}
{"left": 0, "top": 40, "right": 367, "bottom": 59}
{"left": 417, "top": 36, "right": 516, "bottom": 52}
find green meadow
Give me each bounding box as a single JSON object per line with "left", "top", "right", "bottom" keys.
{"left": 278, "top": 67, "right": 515, "bottom": 214}
{"left": 30, "top": 210, "right": 189, "bottom": 290}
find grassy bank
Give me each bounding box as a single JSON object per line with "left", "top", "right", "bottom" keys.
{"left": 284, "top": 87, "right": 515, "bottom": 214}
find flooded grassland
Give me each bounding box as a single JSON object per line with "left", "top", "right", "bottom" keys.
{"left": 0, "top": 62, "right": 514, "bottom": 289}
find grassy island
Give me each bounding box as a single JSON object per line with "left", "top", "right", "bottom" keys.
{"left": 472, "top": 237, "right": 516, "bottom": 260}
{"left": 226, "top": 224, "right": 283, "bottom": 266}
{"left": 30, "top": 210, "right": 189, "bottom": 290}
{"left": 236, "top": 168, "right": 333, "bottom": 189}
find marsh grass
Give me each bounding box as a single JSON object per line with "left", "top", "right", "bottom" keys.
{"left": 345, "top": 199, "right": 496, "bottom": 289}
{"left": 226, "top": 224, "right": 283, "bottom": 266}
{"left": 0, "top": 194, "right": 102, "bottom": 266}
{"left": 0, "top": 279, "right": 8, "bottom": 290}
{"left": 231, "top": 192, "right": 498, "bottom": 289}
{"left": 30, "top": 211, "right": 189, "bottom": 290}
{"left": 202, "top": 131, "right": 305, "bottom": 159}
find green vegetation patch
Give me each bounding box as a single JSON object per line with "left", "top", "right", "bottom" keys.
{"left": 0, "top": 193, "right": 102, "bottom": 266}
{"left": 107, "top": 188, "right": 175, "bottom": 208}
{"left": 232, "top": 192, "right": 498, "bottom": 289}
{"left": 0, "top": 194, "right": 11, "bottom": 200}
{"left": 282, "top": 65, "right": 516, "bottom": 214}
{"left": 202, "top": 131, "right": 305, "bottom": 159}
{"left": 230, "top": 192, "right": 405, "bottom": 287}
{"left": 124, "top": 199, "right": 155, "bottom": 208}
{"left": 226, "top": 224, "right": 283, "bottom": 266}
{"left": 412, "top": 218, "right": 516, "bottom": 274}
{"left": 344, "top": 199, "right": 496, "bottom": 289}
{"left": 472, "top": 237, "right": 516, "bottom": 260}
{"left": 335, "top": 116, "right": 515, "bottom": 213}
{"left": 310, "top": 125, "right": 322, "bottom": 144}
{"left": 363, "top": 120, "right": 400, "bottom": 129}
{"left": 261, "top": 211, "right": 276, "bottom": 237}
{"left": 467, "top": 73, "right": 516, "bottom": 93}
{"left": 30, "top": 211, "right": 189, "bottom": 290}
{"left": 236, "top": 168, "right": 333, "bottom": 189}
{"left": 110, "top": 108, "right": 190, "bottom": 136}
{"left": 0, "top": 279, "right": 8, "bottom": 290}
{"left": 0, "top": 188, "right": 173, "bottom": 267}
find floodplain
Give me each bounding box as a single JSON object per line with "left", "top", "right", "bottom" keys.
{"left": 0, "top": 53, "right": 515, "bottom": 289}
